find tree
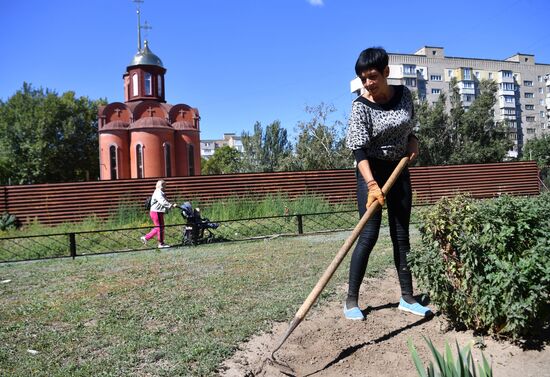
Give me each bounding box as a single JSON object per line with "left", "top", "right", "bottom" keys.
{"left": 450, "top": 80, "right": 512, "bottom": 164}
{"left": 415, "top": 93, "right": 452, "bottom": 166}
{"left": 294, "top": 103, "right": 351, "bottom": 170}
{"left": 448, "top": 77, "right": 464, "bottom": 149}
{"left": 522, "top": 135, "right": 550, "bottom": 167}
{"left": 201, "top": 145, "right": 242, "bottom": 175}
{"left": 0, "top": 83, "right": 105, "bottom": 184}
{"left": 241, "top": 120, "right": 292, "bottom": 172}
{"left": 522, "top": 134, "right": 550, "bottom": 189}
{"left": 415, "top": 79, "right": 512, "bottom": 166}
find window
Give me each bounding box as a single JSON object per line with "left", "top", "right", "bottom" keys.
{"left": 527, "top": 128, "right": 536, "bottom": 134}
{"left": 504, "top": 96, "right": 514, "bottom": 103}
{"left": 526, "top": 116, "right": 535, "bottom": 122}
{"left": 188, "top": 145, "right": 195, "bottom": 176}
{"left": 430, "top": 75, "right": 442, "bottom": 81}
{"left": 539, "top": 88, "right": 544, "bottom": 94}
{"left": 404, "top": 65, "right": 416, "bottom": 74}
{"left": 164, "top": 143, "right": 171, "bottom": 177}
{"left": 463, "top": 81, "right": 474, "bottom": 89}
{"left": 538, "top": 75, "right": 544, "bottom": 82}
{"left": 502, "top": 71, "right": 513, "bottom": 78}
{"left": 132, "top": 73, "right": 138, "bottom": 96}
{"left": 136, "top": 144, "right": 144, "bottom": 178}
{"left": 448, "top": 69, "right": 453, "bottom": 77}
{"left": 157, "top": 74, "right": 162, "bottom": 97}
{"left": 109, "top": 145, "right": 118, "bottom": 180}
{"left": 540, "top": 99, "right": 545, "bottom": 105}
{"left": 524, "top": 80, "right": 533, "bottom": 86}
{"left": 525, "top": 104, "right": 534, "bottom": 110}
{"left": 525, "top": 92, "right": 534, "bottom": 98}
{"left": 541, "top": 111, "right": 546, "bottom": 118}
{"left": 475, "top": 71, "right": 480, "bottom": 78}
{"left": 144, "top": 73, "right": 152, "bottom": 95}
{"left": 465, "top": 95, "right": 473, "bottom": 102}
{"left": 431, "top": 88, "right": 441, "bottom": 94}
{"left": 503, "top": 108, "right": 516, "bottom": 115}
{"left": 500, "top": 82, "right": 515, "bottom": 91}
{"left": 488, "top": 72, "right": 493, "bottom": 79}
{"left": 404, "top": 78, "right": 416, "bottom": 87}
{"left": 463, "top": 68, "right": 472, "bottom": 80}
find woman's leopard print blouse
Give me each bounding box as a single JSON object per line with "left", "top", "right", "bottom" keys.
{"left": 345, "top": 85, "right": 414, "bottom": 161}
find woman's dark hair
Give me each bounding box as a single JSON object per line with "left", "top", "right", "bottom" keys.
{"left": 354, "top": 47, "right": 388, "bottom": 76}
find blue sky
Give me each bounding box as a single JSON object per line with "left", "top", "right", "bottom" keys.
{"left": 2, "top": 0, "right": 549, "bottom": 140}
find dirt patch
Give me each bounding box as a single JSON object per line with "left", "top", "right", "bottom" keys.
{"left": 220, "top": 269, "right": 549, "bottom": 377}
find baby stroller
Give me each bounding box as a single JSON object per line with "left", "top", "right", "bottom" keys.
{"left": 180, "top": 202, "right": 220, "bottom": 245}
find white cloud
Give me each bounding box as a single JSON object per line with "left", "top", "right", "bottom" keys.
{"left": 307, "top": 0, "right": 324, "bottom": 6}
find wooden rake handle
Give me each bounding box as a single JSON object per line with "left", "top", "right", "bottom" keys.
{"left": 272, "top": 156, "right": 410, "bottom": 356}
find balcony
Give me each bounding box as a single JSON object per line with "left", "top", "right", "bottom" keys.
{"left": 497, "top": 71, "right": 515, "bottom": 84}
{"left": 459, "top": 87, "right": 476, "bottom": 95}
{"left": 499, "top": 97, "right": 516, "bottom": 108}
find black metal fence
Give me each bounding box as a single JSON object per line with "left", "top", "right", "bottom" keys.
{"left": 0, "top": 211, "right": 360, "bottom": 263}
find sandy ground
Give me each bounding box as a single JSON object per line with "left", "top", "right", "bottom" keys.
{"left": 219, "top": 269, "right": 550, "bottom": 377}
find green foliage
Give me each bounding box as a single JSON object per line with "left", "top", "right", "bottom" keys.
{"left": 451, "top": 80, "right": 512, "bottom": 164}
{"left": 201, "top": 145, "right": 242, "bottom": 175}
{"left": 0, "top": 212, "right": 19, "bottom": 231}
{"left": 192, "top": 192, "right": 354, "bottom": 221}
{"left": 408, "top": 337, "right": 492, "bottom": 377}
{"left": 522, "top": 134, "right": 550, "bottom": 167}
{"left": 416, "top": 93, "right": 452, "bottom": 166}
{"left": 240, "top": 120, "right": 292, "bottom": 172}
{"left": 522, "top": 135, "right": 550, "bottom": 189}
{"left": 410, "top": 193, "right": 550, "bottom": 339}
{"left": 0, "top": 82, "right": 106, "bottom": 184}
{"left": 415, "top": 79, "right": 513, "bottom": 166}
{"left": 294, "top": 103, "right": 352, "bottom": 170}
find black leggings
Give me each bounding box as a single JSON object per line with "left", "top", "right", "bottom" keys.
{"left": 347, "top": 158, "right": 413, "bottom": 301}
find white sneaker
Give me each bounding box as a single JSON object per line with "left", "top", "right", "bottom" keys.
{"left": 157, "top": 244, "right": 170, "bottom": 249}
{"left": 140, "top": 236, "right": 147, "bottom": 245}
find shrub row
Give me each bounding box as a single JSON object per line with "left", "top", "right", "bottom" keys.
{"left": 410, "top": 193, "right": 550, "bottom": 340}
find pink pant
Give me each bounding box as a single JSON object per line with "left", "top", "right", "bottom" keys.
{"left": 145, "top": 211, "right": 165, "bottom": 243}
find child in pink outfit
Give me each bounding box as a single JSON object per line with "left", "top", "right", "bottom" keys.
{"left": 141, "top": 180, "right": 177, "bottom": 248}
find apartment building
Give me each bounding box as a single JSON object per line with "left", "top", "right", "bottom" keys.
{"left": 351, "top": 46, "right": 550, "bottom": 157}
{"left": 200, "top": 133, "right": 243, "bottom": 159}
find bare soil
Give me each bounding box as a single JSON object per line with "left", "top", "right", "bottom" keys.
{"left": 220, "top": 269, "right": 550, "bottom": 377}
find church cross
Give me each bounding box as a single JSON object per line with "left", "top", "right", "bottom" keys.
{"left": 114, "top": 108, "right": 122, "bottom": 117}
{"left": 146, "top": 107, "right": 155, "bottom": 117}
{"left": 178, "top": 109, "right": 186, "bottom": 118}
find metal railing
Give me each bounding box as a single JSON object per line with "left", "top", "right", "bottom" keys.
{"left": 0, "top": 210, "right": 360, "bottom": 263}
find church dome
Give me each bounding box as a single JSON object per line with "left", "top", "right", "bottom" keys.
{"left": 128, "top": 40, "right": 164, "bottom": 68}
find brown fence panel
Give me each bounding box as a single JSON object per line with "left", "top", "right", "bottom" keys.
{"left": 0, "top": 161, "right": 540, "bottom": 226}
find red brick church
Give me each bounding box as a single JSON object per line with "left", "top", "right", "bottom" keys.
{"left": 97, "top": 10, "right": 200, "bottom": 180}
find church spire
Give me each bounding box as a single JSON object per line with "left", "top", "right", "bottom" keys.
{"left": 133, "top": 0, "right": 143, "bottom": 51}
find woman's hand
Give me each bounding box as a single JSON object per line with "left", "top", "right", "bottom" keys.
{"left": 407, "top": 136, "right": 419, "bottom": 162}
{"left": 367, "top": 180, "right": 384, "bottom": 208}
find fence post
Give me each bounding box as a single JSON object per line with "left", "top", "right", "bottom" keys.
{"left": 69, "top": 233, "right": 77, "bottom": 259}
{"left": 296, "top": 214, "right": 303, "bottom": 234}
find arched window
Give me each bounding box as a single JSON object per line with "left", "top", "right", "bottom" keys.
{"left": 157, "top": 74, "right": 162, "bottom": 97}
{"left": 132, "top": 73, "right": 138, "bottom": 97}
{"left": 109, "top": 145, "right": 118, "bottom": 180}
{"left": 136, "top": 144, "right": 144, "bottom": 178}
{"left": 164, "top": 143, "right": 172, "bottom": 177}
{"left": 144, "top": 73, "right": 152, "bottom": 95}
{"left": 188, "top": 144, "right": 195, "bottom": 176}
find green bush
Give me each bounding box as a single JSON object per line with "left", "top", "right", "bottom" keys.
{"left": 408, "top": 337, "right": 492, "bottom": 377}
{"left": 0, "top": 212, "right": 19, "bottom": 231}
{"left": 410, "top": 193, "right": 550, "bottom": 340}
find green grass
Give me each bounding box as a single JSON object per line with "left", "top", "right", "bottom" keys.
{"left": 0, "top": 227, "right": 419, "bottom": 376}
